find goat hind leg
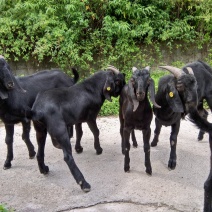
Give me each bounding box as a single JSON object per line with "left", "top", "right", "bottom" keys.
{"left": 131, "top": 130, "right": 138, "bottom": 148}
{"left": 22, "top": 120, "right": 36, "bottom": 158}
{"left": 151, "top": 118, "right": 162, "bottom": 147}
{"left": 142, "top": 128, "right": 152, "bottom": 175}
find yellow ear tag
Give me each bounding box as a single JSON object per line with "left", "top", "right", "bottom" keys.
{"left": 169, "top": 92, "right": 174, "bottom": 98}
{"left": 107, "top": 87, "right": 111, "bottom": 91}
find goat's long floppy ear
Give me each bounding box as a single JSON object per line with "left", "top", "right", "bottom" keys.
{"left": 128, "top": 80, "right": 139, "bottom": 112}
{"left": 166, "top": 81, "right": 184, "bottom": 113}
{"left": 148, "top": 78, "right": 161, "bottom": 108}
{"left": 103, "top": 77, "right": 112, "bottom": 102}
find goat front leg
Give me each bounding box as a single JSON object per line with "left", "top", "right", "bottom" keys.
{"left": 62, "top": 139, "right": 91, "bottom": 192}
{"left": 50, "top": 121, "right": 91, "bottom": 192}
{"left": 123, "top": 127, "right": 131, "bottom": 172}
{"left": 151, "top": 118, "right": 162, "bottom": 147}
{"left": 4, "top": 124, "right": 15, "bottom": 169}
{"left": 22, "top": 120, "right": 36, "bottom": 159}
{"left": 87, "top": 120, "right": 102, "bottom": 155}
{"left": 75, "top": 123, "right": 84, "bottom": 153}
{"left": 168, "top": 122, "right": 180, "bottom": 170}
{"left": 142, "top": 128, "right": 152, "bottom": 175}
{"left": 204, "top": 133, "right": 212, "bottom": 212}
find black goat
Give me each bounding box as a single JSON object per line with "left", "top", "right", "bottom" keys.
{"left": 151, "top": 63, "right": 205, "bottom": 170}
{"left": 29, "top": 66, "right": 125, "bottom": 192}
{"left": 0, "top": 55, "right": 79, "bottom": 169}
{"left": 119, "top": 66, "right": 160, "bottom": 175}
{"left": 188, "top": 110, "right": 212, "bottom": 212}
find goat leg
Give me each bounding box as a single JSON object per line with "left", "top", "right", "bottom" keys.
{"left": 21, "top": 120, "right": 36, "bottom": 159}
{"left": 168, "top": 122, "right": 180, "bottom": 170}
{"left": 87, "top": 120, "right": 102, "bottom": 155}
{"left": 4, "top": 124, "right": 15, "bottom": 169}
{"left": 151, "top": 118, "right": 162, "bottom": 147}
{"left": 204, "top": 133, "right": 212, "bottom": 212}
{"left": 142, "top": 128, "right": 152, "bottom": 175}
{"left": 75, "top": 123, "right": 84, "bottom": 153}
{"left": 123, "top": 128, "right": 131, "bottom": 172}
{"left": 131, "top": 130, "right": 138, "bottom": 148}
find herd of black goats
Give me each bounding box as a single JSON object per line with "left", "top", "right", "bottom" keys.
{"left": 1, "top": 54, "right": 212, "bottom": 211}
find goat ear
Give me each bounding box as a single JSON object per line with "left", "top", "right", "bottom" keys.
{"left": 128, "top": 80, "right": 139, "bottom": 112}
{"left": 103, "top": 77, "right": 112, "bottom": 102}
{"left": 166, "top": 82, "right": 184, "bottom": 113}
{"left": 0, "top": 89, "right": 8, "bottom": 99}
{"left": 148, "top": 78, "right": 161, "bottom": 108}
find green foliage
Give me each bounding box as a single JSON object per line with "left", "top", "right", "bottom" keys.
{"left": 0, "top": 0, "right": 212, "bottom": 71}
{"left": 0, "top": 204, "right": 13, "bottom": 212}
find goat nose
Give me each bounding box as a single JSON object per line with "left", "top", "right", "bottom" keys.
{"left": 137, "top": 91, "right": 145, "bottom": 96}
{"left": 7, "top": 82, "right": 15, "bottom": 89}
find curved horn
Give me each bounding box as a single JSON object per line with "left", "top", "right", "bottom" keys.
{"left": 132, "top": 67, "right": 137, "bottom": 72}
{"left": 159, "top": 65, "right": 183, "bottom": 78}
{"left": 107, "top": 65, "right": 119, "bottom": 74}
{"left": 145, "top": 66, "right": 150, "bottom": 71}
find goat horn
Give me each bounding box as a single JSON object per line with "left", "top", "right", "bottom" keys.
{"left": 159, "top": 66, "right": 183, "bottom": 78}
{"left": 107, "top": 65, "right": 120, "bottom": 74}
{"left": 132, "top": 67, "right": 137, "bottom": 72}
{"left": 145, "top": 66, "right": 150, "bottom": 71}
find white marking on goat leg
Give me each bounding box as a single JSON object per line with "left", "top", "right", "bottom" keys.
{"left": 79, "top": 181, "right": 82, "bottom": 185}
{"left": 125, "top": 148, "right": 128, "bottom": 151}
{"left": 171, "top": 140, "right": 175, "bottom": 146}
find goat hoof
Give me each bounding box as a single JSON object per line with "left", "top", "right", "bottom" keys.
{"left": 80, "top": 181, "right": 91, "bottom": 192}
{"left": 133, "top": 143, "right": 138, "bottom": 148}
{"left": 75, "top": 146, "right": 83, "bottom": 153}
{"left": 29, "top": 151, "right": 36, "bottom": 159}
{"left": 3, "top": 161, "right": 12, "bottom": 170}
{"left": 124, "top": 166, "right": 130, "bottom": 172}
{"left": 146, "top": 168, "right": 152, "bottom": 176}
{"left": 197, "top": 135, "right": 203, "bottom": 141}
{"left": 96, "top": 148, "right": 103, "bottom": 155}
{"left": 40, "top": 166, "right": 49, "bottom": 174}
{"left": 168, "top": 160, "right": 176, "bottom": 170}
{"left": 151, "top": 141, "right": 157, "bottom": 147}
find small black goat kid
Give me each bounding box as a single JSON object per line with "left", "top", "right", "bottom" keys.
{"left": 29, "top": 66, "right": 125, "bottom": 192}
{"left": 119, "top": 66, "right": 160, "bottom": 175}
{"left": 188, "top": 110, "right": 212, "bottom": 212}
{"left": 151, "top": 64, "right": 201, "bottom": 170}
{"left": 0, "top": 55, "right": 79, "bottom": 169}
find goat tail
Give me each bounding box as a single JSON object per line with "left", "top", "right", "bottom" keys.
{"left": 71, "top": 67, "right": 79, "bottom": 83}
{"left": 188, "top": 109, "right": 212, "bottom": 133}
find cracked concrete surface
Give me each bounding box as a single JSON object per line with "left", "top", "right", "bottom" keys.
{"left": 0, "top": 114, "right": 210, "bottom": 212}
